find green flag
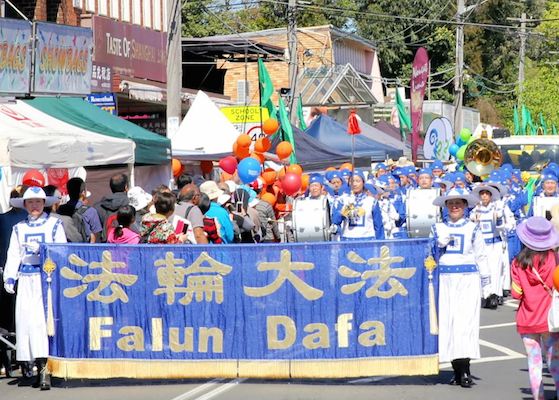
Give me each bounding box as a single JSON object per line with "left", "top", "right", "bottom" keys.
{"left": 553, "top": 124, "right": 558, "bottom": 136}
{"left": 258, "top": 58, "right": 276, "bottom": 120}
{"left": 513, "top": 105, "right": 520, "bottom": 135}
{"left": 296, "top": 95, "right": 307, "bottom": 130}
{"left": 539, "top": 113, "right": 548, "bottom": 135}
{"left": 521, "top": 105, "right": 528, "bottom": 135}
{"left": 525, "top": 177, "right": 537, "bottom": 214}
{"left": 526, "top": 108, "right": 536, "bottom": 135}
{"left": 278, "top": 96, "right": 297, "bottom": 164}
{"left": 395, "top": 88, "right": 411, "bottom": 140}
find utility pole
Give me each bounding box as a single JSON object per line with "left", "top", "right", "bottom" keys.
{"left": 287, "top": 0, "right": 298, "bottom": 121}
{"left": 453, "top": 0, "right": 464, "bottom": 136}
{"left": 166, "top": 0, "right": 182, "bottom": 138}
{"left": 508, "top": 13, "right": 528, "bottom": 107}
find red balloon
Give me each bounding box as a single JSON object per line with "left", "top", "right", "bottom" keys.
{"left": 282, "top": 172, "right": 302, "bottom": 196}
{"left": 219, "top": 156, "right": 238, "bottom": 174}
{"left": 200, "top": 160, "right": 214, "bottom": 174}
{"left": 22, "top": 169, "right": 46, "bottom": 187}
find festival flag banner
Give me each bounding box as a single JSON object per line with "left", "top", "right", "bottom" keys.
{"left": 258, "top": 58, "right": 277, "bottom": 120}
{"left": 395, "top": 87, "right": 411, "bottom": 140}
{"left": 42, "top": 240, "right": 439, "bottom": 379}
{"left": 410, "top": 48, "right": 429, "bottom": 161}
{"left": 0, "top": 18, "right": 32, "bottom": 94}
{"left": 32, "top": 22, "right": 93, "bottom": 95}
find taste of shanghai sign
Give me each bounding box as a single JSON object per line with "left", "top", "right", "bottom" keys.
{"left": 0, "top": 18, "right": 32, "bottom": 94}
{"left": 42, "top": 240, "right": 438, "bottom": 379}
{"left": 33, "top": 22, "right": 93, "bottom": 95}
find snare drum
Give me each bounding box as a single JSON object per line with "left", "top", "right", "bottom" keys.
{"left": 292, "top": 197, "right": 331, "bottom": 242}
{"left": 406, "top": 188, "right": 441, "bottom": 238}
{"left": 532, "top": 196, "right": 559, "bottom": 219}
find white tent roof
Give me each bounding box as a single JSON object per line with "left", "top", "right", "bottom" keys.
{"left": 0, "top": 101, "right": 135, "bottom": 168}
{"left": 171, "top": 91, "right": 239, "bottom": 158}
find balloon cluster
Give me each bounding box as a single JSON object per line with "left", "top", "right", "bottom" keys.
{"left": 448, "top": 128, "right": 475, "bottom": 166}
{"left": 215, "top": 118, "right": 304, "bottom": 205}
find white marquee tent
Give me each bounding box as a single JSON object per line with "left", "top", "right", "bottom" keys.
{"left": 170, "top": 91, "right": 239, "bottom": 160}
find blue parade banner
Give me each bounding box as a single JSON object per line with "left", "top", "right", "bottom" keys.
{"left": 42, "top": 239, "right": 439, "bottom": 379}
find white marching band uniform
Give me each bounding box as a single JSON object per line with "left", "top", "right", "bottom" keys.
{"left": 431, "top": 218, "right": 491, "bottom": 362}
{"left": 3, "top": 212, "right": 66, "bottom": 361}
{"left": 470, "top": 200, "right": 515, "bottom": 298}
{"left": 378, "top": 196, "right": 400, "bottom": 239}
{"left": 334, "top": 192, "right": 384, "bottom": 240}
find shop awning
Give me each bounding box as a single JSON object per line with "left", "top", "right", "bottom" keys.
{"left": 0, "top": 101, "right": 135, "bottom": 168}
{"left": 24, "top": 97, "right": 171, "bottom": 165}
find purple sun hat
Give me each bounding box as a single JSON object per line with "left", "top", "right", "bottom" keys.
{"left": 516, "top": 216, "right": 559, "bottom": 251}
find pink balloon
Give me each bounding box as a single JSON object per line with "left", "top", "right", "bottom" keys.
{"left": 219, "top": 156, "right": 238, "bottom": 174}
{"left": 282, "top": 173, "right": 302, "bottom": 196}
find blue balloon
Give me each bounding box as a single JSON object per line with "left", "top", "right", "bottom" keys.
{"left": 237, "top": 157, "right": 261, "bottom": 184}
{"left": 449, "top": 144, "right": 459, "bottom": 157}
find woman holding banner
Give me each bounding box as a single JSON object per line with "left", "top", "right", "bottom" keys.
{"left": 3, "top": 187, "right": 67, "bottom": 390}
{"left": 431, "top": 187, "right": 491, "bottom": 388}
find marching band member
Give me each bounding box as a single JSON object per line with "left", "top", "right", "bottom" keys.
{"left": 332, "top": 170, "right": 384, "bottom": 240}
{"left": 431, "top": 160, "right": 445, "bottom": 178}
{"left": 431, "top": 187, "right": 491, "bottom": 388}
{"left": 417, "top": 168, "right": 434, "bottom": 190}
{"left": 3, "top": 187, "right": 67, "bottom": 390}
{"left": 306, "top": 174, "right": 326, "bottom": 200}
{"left": 325, "top": 171, "right": 349, "bottom": 212}
{"left": 528, "top": 171, "right": 559, "bottom": 217}
{"left": 378, "top": 174, "right": 407, "bottom": 239}
{"left": 471, "top": 183, "right": 515, "bottom": 308}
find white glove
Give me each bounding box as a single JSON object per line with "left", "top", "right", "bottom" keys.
{"left": 328, "top": 224, "right": 338, "bottom": 234}
{"left": 437, "top": 231, "right": 451, "bottom": 247}
{"left": 24, "top": 241, "right": 40, "bottom": 254}
{"left": 4, "top": 278, "right": 15, "bottom": 294}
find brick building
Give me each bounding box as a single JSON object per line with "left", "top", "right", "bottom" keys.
{"left": 203, "top": 25, "right": 384, "bottom": 109}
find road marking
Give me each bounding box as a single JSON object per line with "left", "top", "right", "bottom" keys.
{"left": 479, "top": 339, "right": 526, "bottom": 358}
{"left": 193, "top": 379, "right": 246, "bottom": 400}
{"left": 503, "top": 299, "right": 519, "bottom": 308}
{"left": 480, "top": 322, "right": 517, "bottom": 330}
{"left": 169, "top": 379, "right": 224, "bottom": 400}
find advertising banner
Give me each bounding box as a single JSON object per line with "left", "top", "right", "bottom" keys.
{"left": 86, "top": 92, "right": 117, "bottom": 115}
{"left": 410, "top": 48, "right": 429, "bottom": 161}
{"left": 0, "top": 18, "right": 32, "bottom": 94}
{"left": 33, "top": 22, "right": 93, "bottom": 95}
{"left": 423, "top": 117, "right": 454, "bottom": 160}
{"left": 43, "top": 240, "right": 439, "bottom": 379}
{"left": 92, "top": 16, "right": 167, "bottom": 82}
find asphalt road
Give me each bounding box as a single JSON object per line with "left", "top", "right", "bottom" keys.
{"left": 1, "top": 299, "right": 552, "bottom": 400}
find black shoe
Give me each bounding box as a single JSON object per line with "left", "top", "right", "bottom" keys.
{"left": 36, "top": 358, "right": 50, "bottom": 390}
{"left": 460, "top": 372, "right": 473, "bottom": 388}
{"left": 18, "top": 362, "right": 34, "bottom": 386}
{"left": 503, "top": 289, "right": 510, "bottom": 298}
{"left": 498, "top": 296, "right": 504, "bottom": 305}
{"left": 449, "top": 360, "right": 460, "bottom": 385}
{"left": 485, "top": 294, "right": 499, "bottom": 309}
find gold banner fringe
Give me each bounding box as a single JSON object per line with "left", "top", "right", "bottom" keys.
{"left": 48, "top": 355, "right": 439, "bottom": 380}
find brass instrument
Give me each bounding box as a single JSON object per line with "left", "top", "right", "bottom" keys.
{"left": 464, "top": 136, "right": 503, "bottom": 177}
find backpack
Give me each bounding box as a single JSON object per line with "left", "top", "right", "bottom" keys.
{"left": 56, "top": 204, "right": 89, "bottom": 243}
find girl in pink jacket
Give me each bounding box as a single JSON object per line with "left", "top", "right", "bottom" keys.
{"left": 107, "top": 205, "right": 140, "bottom": 244}
{"left": 511, "top": 217, "right": 559, "bottom": 400}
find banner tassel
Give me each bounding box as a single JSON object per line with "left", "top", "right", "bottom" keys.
{"left": 424, "top": 256, "right": 438, "bottom": 335}
{"left": 43, "top": 258, "right": 57, "bottom": 337}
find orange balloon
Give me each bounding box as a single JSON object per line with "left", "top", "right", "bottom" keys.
{"left": 172, "top": 158, "right": 183, "bottom": 177}
{"left": 276, "top": 141, "right": 293, "bottom": 160}
{"left": 553, "top": 266, "right": 559, "bottom": 291}
{"left": 200, "top": 160, "right": 214, "bottom": 174}
{"left": 301, "top": 174, "right": 310, "bottom": 192}
{"left": 278, "top": 167, "right": 287, "bottom": 180}
{"left": 261, "top": 168, "right": 277, "bottom": 185}
{"left": 262, "top": 118, "right": 279, "bottom": 135}
{"left": 254, "top": 137, "right": 271, "bottom": 153}
{"left": 326, "top": 166, "right": 336, "bottom": 172}
{"left": 237, "top": 134, "right": 252, "bottom": 148}
{"left": 251, "top": 152, "right": 266, "bottom": 164}
{"left": 235, "top": 144, "right": 250, "bottom": 159}
{"left": 339, "top": 162, "right": 354, "bottom": 171}
{"left": 260, "top": 192, "right": 277, "bottom": 206}
{"left": 286, "top": 164, "right": 303, "bottom": 176}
